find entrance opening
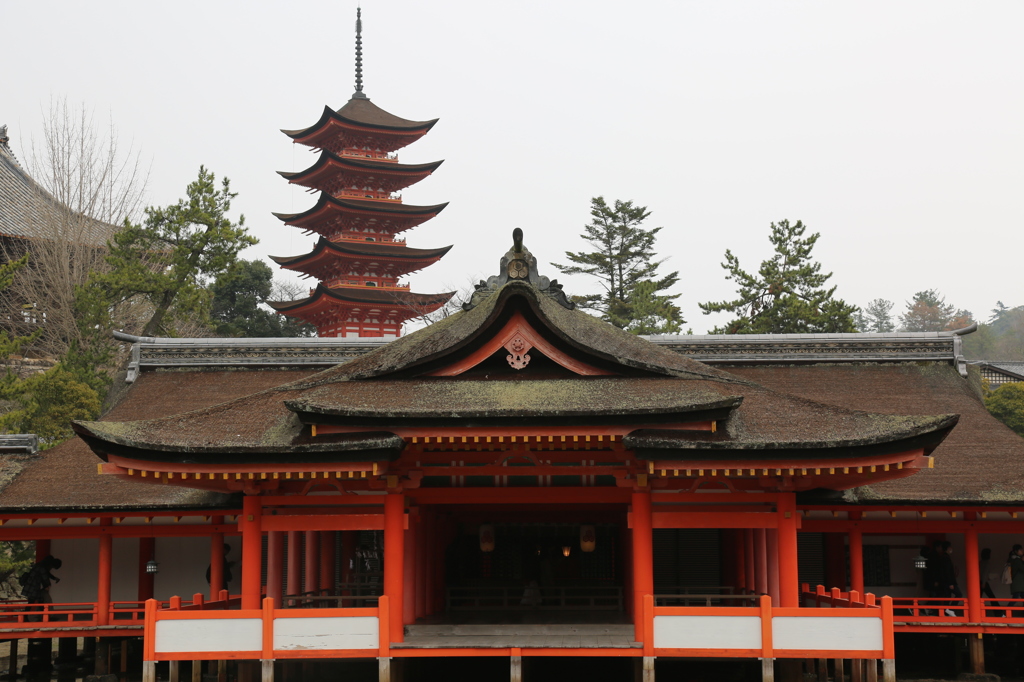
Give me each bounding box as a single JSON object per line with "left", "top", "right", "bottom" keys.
{"left": 439, "top": 521, "right": 626, "bottom": 625}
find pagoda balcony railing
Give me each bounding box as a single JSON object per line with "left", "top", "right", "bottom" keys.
{"left": 322, "top": 280, "right": 411, "bottom": 291}
{"left": 337, "top": 189, "right": 402, "bottom": 203}
{"left": 340, "top": 150, "right": 398, "bottom": 163}
{"left": 332, "top": 235, "right": 406, "bottom": 245}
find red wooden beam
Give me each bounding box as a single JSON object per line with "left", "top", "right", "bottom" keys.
{"left": 0, "top": 524, "right": 237, "bottom": 541}
{"left": 406, "top": 487, "right": 631, "bottom": 505}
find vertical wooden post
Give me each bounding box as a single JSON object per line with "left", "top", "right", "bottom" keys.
{"left": 415, "top": 511, "right": 427, "bottom": 620}
{"left": 319, "top": 531, "right": 335, "bottom": 596}
{"left": 7, "top": 639, "right": 16, "bottom": 679}
{"left": 384, "top": 490, "right": 405, "bottom": 643}
{"left": 621, "top": 518, "right": 634, "bottom": 616}
{"left": 755, "top": 529, "right": 769, "bottom": 596}
{"left": 261, "top": 597, "right": 274, "bottom": 682}
{"left": 834, "top": 659, "right": 845, "bottom": 682}
{"left": 968, "top": 634, "right": 985, "bottom": 675}
{"left": 733, "top": 529, "right": 746, "bottom": 592}
{"left": 760, "top": 594, "right": 774, "bottom": 682}
{"left": 210, "top": 516, "right": 225, "bottom": 599}
{"left": 867, "top": 659, "right": 879, "bottom": 682}
{"left": 849, "top": 512, "right": 864, "bottom": 594}
{"left": 286, "top": 531, "right": 301, "bottom": 605}
{"left": 267, "top": 531, "right": 284, "bottom": 609}
{"left": 97, "top": 523, "right": 113, "bottom": 626}
{"left": 420, "top": 512, "right": 433, "bottom": 617}
{"left": 340, "top": 530, "right": 356, "bottom": 607}
{"left": 143, "top": 661, "right": 156, "bottom": 682}
{"left": 403, "top": 510, "right": 417, "bottom": 625}
{"left": 817, "top": 658, "right": 828, "bottom": 682}
{"left": 170, "top": 660, "right": 180, "bottom": 682}
{"left": 631, "top": 489, "right": 654, "bottom": 646}
{"left": 192, "top": 660, "right": 202, "bottom": 682}
{"left": 241, "top": 496, "right": 264, "bottom": 610}
{"left": 642, "top": 655, "right": 655, "bottom": 682}
{"left": 882, "top": 659, "right": 895, "bottom": 682}
{"left": 964, "top": 515, "right": 982, "bottom": 624}
{"left": 138, "top": 537, "right": 155, "bottom": 601}
{"left": 378, "top": 657, "right": 391, "bottom": 682}
{"left": 767, "top": 529, "right": 780, "bottom": 605}
{"left": 745, "top": 529, "right": 756, "bottom": 594}
{"left": 510, "top": 647, "right": 523, "bottom": 682}
{"left": 825, "top": 534, "right": 846, "bottom": 590}
{"left": 304, "top": 530, "right": 319, "bottom": 597}
{"left": 851, "top": 658, "right": 863, "bottom": 682}
{"left": 777, "top": 494, "right": 799, "bottom": 607}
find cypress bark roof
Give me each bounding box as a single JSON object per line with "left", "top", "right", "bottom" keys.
{"left": 283, "top": 99, "right": 438, "bottom": 139}
{"left": 269, "top": 238, "right": 452, "bottom": 268}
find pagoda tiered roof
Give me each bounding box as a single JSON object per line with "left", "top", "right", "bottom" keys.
{"left": 273, "top": 194, "right": 448, "bottom": 238}
{"left": 269, "top": 238, "right": 452, "bottom": 281}
{"left": 282, "top": 99, "right": 438, "bottom": 155}
{"left": 267, "top": 283, "right": 453, "bottom": 325}
{"left": 278, "top": 151, "right": 443, "bottom": 196}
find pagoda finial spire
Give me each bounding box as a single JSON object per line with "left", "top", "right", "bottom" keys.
{"left": 353, "top": 7, "right": 368, "bottom": 99}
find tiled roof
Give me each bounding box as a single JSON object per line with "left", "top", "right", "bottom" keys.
{"left": 0, "top": 139, "right": 116, "bottom": 246}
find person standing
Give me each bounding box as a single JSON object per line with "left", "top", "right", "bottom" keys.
{"left": 1009, "top": 545, "right": 1024, "bottom": 615}
{"left": 22, "top": 555, "right": 62, "bottom": 604}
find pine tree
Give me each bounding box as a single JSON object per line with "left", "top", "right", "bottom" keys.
{"left": 899, "top": 290, "right": 972, "bottom": 332}
{"left": 552, "top": 197, "right": 680, "bottom": 329}
{"left": 855, "top": 298, "right": 896, "bottom": 333}
{"left": 699, "top": 219, "right": 858, "bottom": 334}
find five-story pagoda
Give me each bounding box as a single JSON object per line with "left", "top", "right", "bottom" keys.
{"left": 269, "top": 9, "right": 454, "bottom": 338}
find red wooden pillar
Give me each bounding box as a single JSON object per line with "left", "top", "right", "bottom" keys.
{"left": 97, "top": 520, "right": 113, "bottom": 626}
{"left": 744, "top": 529, "right": 756, "bottom": 593}
{"left": 287, "top": 531, "right": 302, "bottom": 603}
{"left": 267, "top": 531, "right": 284, "bottom": 609}
{"left": 777, "top": 493, "right": 799, "bottom": 607}
{"left": 849, "top": 511, "right": 865, "bottom": 594}
{"left": 415, "top": 511, "right": 428, "bottom": 620}
{"left": 620, "top": 517, "right": 634, "bottom": 615}
{"left": 965, "top": 513, "right": 982, "bottom": 623}
{"left": 631, "top": 489, "right": 654, "bottom": 627}
{"left": 138, "top": 537, "right": 155, "bottom": 601}
{"left": 766, "top": 529, "right": 780, "bottom": 605}
{"left": 209, "top": 516, "right": 225, "bottom": 599}
{"left": 754, "top": 529, "right": 768, "bottom": 595}
{"left": 304, "top": 530, "right": 319, "bottom": 596}
{"left": 36, "top": 539, "right": 50, "bottom": 562}
{"left": 384, "top": 490, "right": 405, "bottom": 643}
{"left": 319, "top": 531, "right": 335, "bottom": 595}
{"left": 403, "top": 511, "right": 417, "bottom": 625}
{"left": 240, "top": 496, "right": 263, "bottom": 610}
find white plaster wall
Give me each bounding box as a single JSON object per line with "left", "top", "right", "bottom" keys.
{"left": 152, "top": 536, "right": 240, "bottom": 600}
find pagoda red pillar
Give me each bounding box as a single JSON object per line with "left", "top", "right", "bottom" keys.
{"left": 340, "top": 531, "right": 355, "bottom": 607}
{"left": 964, "top": 513, "right": 982, "bottom": 622}
{"left": 97, "top": 519, "right": 112, "bottom": 626}
{"left": 777, "top": 494, "right": 799, "bottom": 607}
{"left": 268, "top": 532, "right": 284, "bottom": 606}
{"left": 403, "top": 512, "right": 417, "bottom": 625}
{"left": 631, "top": 490, "right": 653, "bottom": 635}
{"left": 767, "top": 529, "right": 780, "bottom": 605}
{"left": 209, "top": 516, "right": 225, "bottom": 599}
{"left": 287, "top": 531, "right": 302, "bottom": 604}
{"left": 849, "top": 511, "right": 865, "bottom": 594}
{"left": 304, "top": 530, "right": 319, "bottom": 597}
{"left": 415, "top": 512, "right": 427, "bottom": 620}
{"left": 240, "top": 496, "right": 263, "bottom": 610}
{"left": 754, "top": 529, "right": 768, "bottom": 595}
{"left": 384, "top": 490, "right": 405, "bottom": 643}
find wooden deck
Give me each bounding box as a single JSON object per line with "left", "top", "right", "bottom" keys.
{"left": 393, "top": 623, "right": 639, "bottom": 649}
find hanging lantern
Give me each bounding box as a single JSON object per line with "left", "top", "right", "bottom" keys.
{"left": 913, "top": 555, "right": 928, "bottom": 570}
{"left": 146, "top": 559, "right": 159, "bottom": 574}
{"left": 580, "top": 525, "right": 596, "bottom": 553}
{"left": 479, "top": 524, "right": 495, "bottom": 553}
{"left": 562, "top": 545, "right": 571, "bottom": 557}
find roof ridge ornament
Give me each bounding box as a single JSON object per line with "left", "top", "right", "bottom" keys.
{"left": 463, "top": 228, "right": 575, "bottom": 311}
{"left": 353, "top": 7, "right": 368, "bottom": 100}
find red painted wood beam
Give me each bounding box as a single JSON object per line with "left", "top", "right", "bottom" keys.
{"left": 0, "top": 524, "right": 238, "bottom": 541}
{"left": 407, "top": 487, "right": 631, "bottom": 505}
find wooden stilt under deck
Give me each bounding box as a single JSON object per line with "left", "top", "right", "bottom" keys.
{"left": 761, "top": 657, "right": 775, "bottom": 682}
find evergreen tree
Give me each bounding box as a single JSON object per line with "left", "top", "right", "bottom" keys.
{"left": 899, "top": 290, "right": 972, "bottom": 332}
{"left": 210, "top": 260, "right": 315, "bottom": 337}
{"left": 552, "top": 197, "right": 680, "bottom": 329}
{"left": 984, "top": 382, "right": 1024, "bottom": 437}
{"left": 854, "top": 298, "right": 896, "bottom": 333}
{"left": 85, "top": 166, "right": 256, "bottom": 338}
{"left": 608, "top": 281, "right": 685, "bottom": 335}
{"left": 699, "top": 219, "right": 858, "bottom": 334}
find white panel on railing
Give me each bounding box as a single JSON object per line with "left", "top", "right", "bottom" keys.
{"left": 155, "top": 618, "right": 262, "bottom": 653}
{"left": 654, "top": 616, "right": 761, "bottom": 650}
{"left": 274, "top": 616, "right": 379, "bottom": 651}
{"left": 773, "top": 616, "right": 882, "bottom": 651}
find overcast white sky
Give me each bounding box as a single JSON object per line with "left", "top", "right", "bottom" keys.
{"left": 5, "top": 1, "right": 1022, "bottom": 333}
